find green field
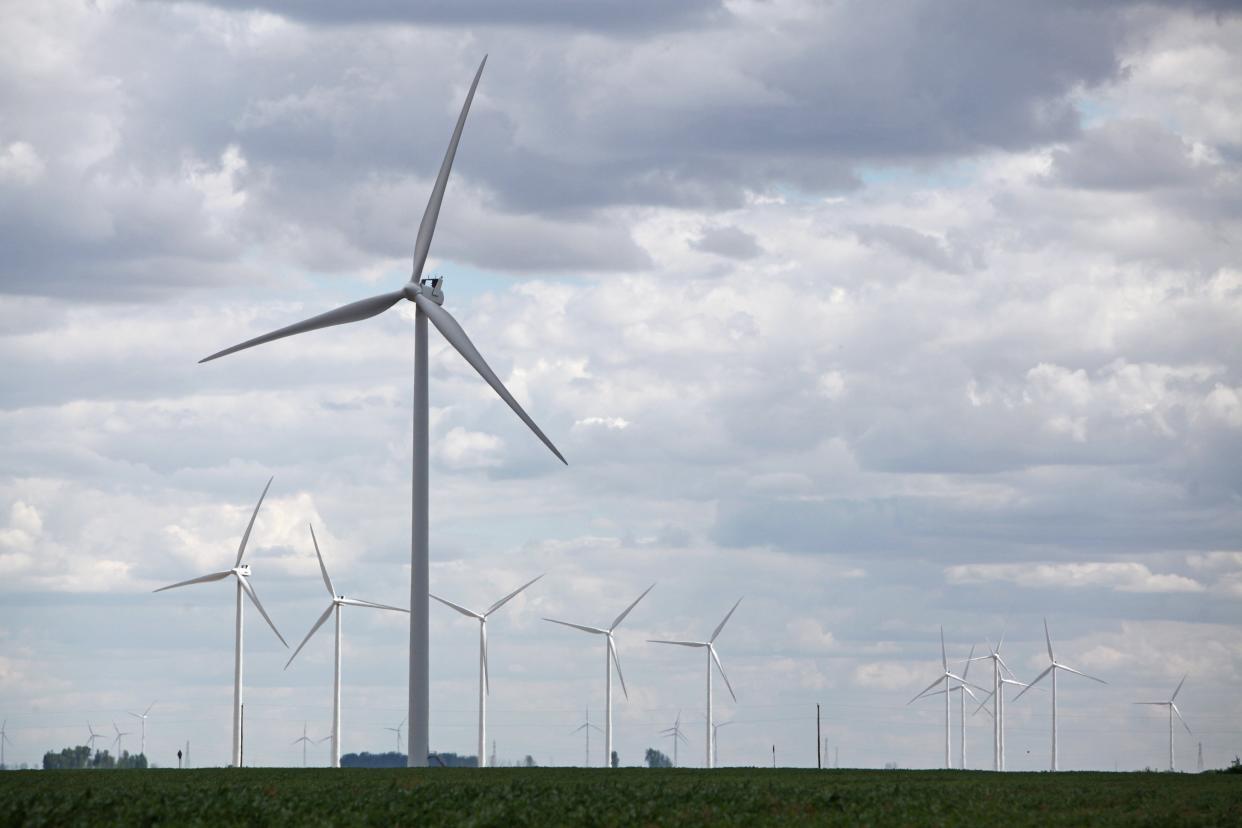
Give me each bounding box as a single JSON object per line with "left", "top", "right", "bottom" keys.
{"left": 1, "top": 767, "right": 1237, "bottom": 826}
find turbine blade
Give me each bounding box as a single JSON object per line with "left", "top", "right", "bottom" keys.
{"left": 482, "top": 624, "right": 490, "bottom": 696}
{"left": 1057, "top": 663, "right": 1107, "bottom": 684}
{"left": 200, "top": 291, "right": 405, "bottom": 364}
{"left": 961, "top": 685, "right": 981, "bottom": 703}
{"left": 710, "top": 597, "right": 743, "bottom": 643}
{"left": 960, "top": 644, "right": 975, "bottom": 680}
{"left": 1132, "top": 702, "right": 1165, "bottom": 705}
{"left": 413, "top": 293, "right": 566, "bottom": 465}
{"left": 543, "top": 618, "right": 607, "bottom": 635}
{"left": 339, "top": 597, "right": 408, "bottom": 613}
{"left": 144, "top": 701, "right": 156, "bottom": 716}
{"left": 647, "top": 639, "right": 706, "bottom": 648}
{"left": 284, "top": 604, "right": 335, "bottom": 669}
{"left": 240, "top": 577, "right": 288, "bottom": 647}
{"left": 309, "top": 524, "right": 335, "bottom": 598}
{"left": 484, "top": 573, "right": 545, "bottom": 617}
{"left": 995, "top": 653, "right": 1018, "bottom": 680}
{"left": 1171, "top": 673, "right": 1187, "bottom": 701}
{"left": 973, "top": 692, "right": 995, "bottom": 717}
{"left": 1043, "top": 617, "right": 1054, "bottom": 663}
{"left": 409, "top": 56, "right": 487, "bottom": 284}
{"left": 430, "top": 594, "right": 482, "bottom": 619}
{"left": 610, "top": 583, "right": 656, "bottom": 631}
{"left": 711, "top": 645, "right": 737, "bottom": 702}
{"left": 1013, "top": 666, "right": 1052, "bottom": 701}
{"left": 152, "top": 570, "right": 232, "bottom": 593}
{"left": 610, "top": 636, "right": 629, "bottom": 700}
{"left": 940, "top": 626, "right": 947, "bottom": 672}
{"left": 909, "top": 675, "right": 945, "bottom": 705}
{"left": 1172, "top": 704, "right": 1192, "bottom": 735}
{"left": 235, "top": 477, "right": 273, "bottom": 567}
{"left": 570, "top": 723, "right": 588, "bottom": 734}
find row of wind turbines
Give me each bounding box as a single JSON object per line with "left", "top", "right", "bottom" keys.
{"left": 154, "top": 476, "right": 743, "bottom": 769}
{"left": 910, "top": 625, "right": 1195, "bottom": 772}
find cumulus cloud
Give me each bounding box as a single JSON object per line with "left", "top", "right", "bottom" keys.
{"left": 944, "top": 562, "right": 1205, "bottom": 594}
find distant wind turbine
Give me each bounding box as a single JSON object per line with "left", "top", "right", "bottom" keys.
{"left": 545, "top": 584, "right": 655, "bottom": 767}
{"left": 660, "top": 711, "right": 690, "bottom": 767}
{"left": 284, "top": 525, "right": 408, "bottom": 768}
{"left": 431, "top": 574, "right": 543, "bottom": 768}
{"left": 112, "top": 722, "right": 132, "bottom": 756}
{"left": 971, "top": 637, "right": 1028, "bottom": 772}
{"left": 196, "top": 55, "right": 567, "bottom": 768}
{"left": 384, "top": 717, "right": 406, "bottom": 755}
{"left": 126, "top": 701, "right": 155, "bottom": 757}
{"left": 920, "top": 645, "right": 983, "bottom": 769}
{"left": 1134, "top": 674, "right": 1192, "bottom": 771}
{"left": 153, "top": 477, "right": 288, "bottom": 767}
{"left": 909, "top": 628, "right": 984, "bottom": 769}
{"left": 1013, "top": 619, "right": 1106, "bottom": 771}
{"left": 292, "top": 722, "right": 323, "bottom": 768}
{"left": 569, "top": 708, "right": 602, "bottom": 767}
{"left": 648, "top": 597, "right": 743, "bottom": 769}
{"left": 1, "top": 720, "right": 11, "bottom": 768}
{"left": 86, "top": 722, "right": 104, "bottom": 752}
{"left": 712, "top": 720, "right": 733, "bottom": 768}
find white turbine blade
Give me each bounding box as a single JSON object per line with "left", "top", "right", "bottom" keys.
{"left": 544, "top": 618, "right": 606, "bottom": 635}
{"left": 1043, "top": 617, "right": 1055, "bottom": 662}
{"left": 610, "top": 583, "right": 656, "bottom": 631}
{"left": 995, "top": 653, "right": 1019, "bottom": 680}
{"left": 676, "top": 731, "right": 689, "bottom": 744}
{"left": 339, "top": 597, "right": 408, "bottom": 613}
{"left": 409, "top": 56, "right": 486, "bottom": 284}
{"left": 413, "top": 293, "right": 566, "bottom": 465}
{"left": 710, "top": 597, "right": 743, "bottom": 643}
{"left": 484, "top": 573, "right": 545, "bottom": 617}
{"left": 235, "top": 477, "right": 273, "bottom": 567}
{"left": 973, "top": 692, "right": 995, "bottom": 717}
{"left": 939, "top": 627, "right": 947, "bottom": 672}
{"left": 961, "top": 685, "right": 982, "bottom": 703}
{"left": 710, "top": 646, "right": 738, "bottom": 702}
{"left": 609, "top": 636, "right": 629, "bottom": 700}
{"left": 153, "top": 570, "right": 233, "bottom": 593}
{"left": 570, "top": 723, "right": 589, "bottom": 734}
{"left": 240, "top": 577, "right": 288, "bottom": 647}
{"left": 1172, "top": 704, "right": 1192, "bottom": 735}
{"left": 482, "top": 627, "right": 490, "bottom": 695}
{"left": 648, "top": 639, "right": 706, "bottom": 648}
{"left": 284, "top": 604, "right": 335, "bottom": 669}
{"left": 960, "top": 644, "right": 975, "bottom": 680}
{"left": 1057, "top": 663, "right": 1107, "bottom": 684}
{"left": 945, "top": 673, "right": 990, "bottom": 695}
{"left": 143, "top": 701, "right": 156, "bottom": 717}
{"left": 308, "top": 524, "right": 335, "bottom": 598}
{"left": 1132, "top": 701, "right": 1165, "bottom": 706}
{"left": 1013, "top": 666, "right": 1052, "bottom": 701}
{"left": 200, "top": 292, "right": 405, "bottom": 364}
{"left": 909, "top": 675, "right": 945, "bottom": 705}
{"left": 430, "top": 594, "right": 482, "bottom": 619}
{"left": 1170, "top": 673, "right": 1187, "bottom": 702}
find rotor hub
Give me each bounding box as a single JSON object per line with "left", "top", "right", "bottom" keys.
{"left": 404, "top": 276, "right": 445, "bottom": 305}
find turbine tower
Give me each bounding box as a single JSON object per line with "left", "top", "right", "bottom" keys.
{"left": 1134, "top": 674, "right": 1192, "bottom": 771}
{"left": 1, "top": 720, "right": 11, "bottom": 768}
{"left": 908, "top": 628, "right": 982, "bottom": 769}
{"left": 284, "top": 525, "right": 408, "bottom": 768}
{"left": 197, "top": 56, "right": 566, "bottom": 768}
{"left": 660, "top": 711, "right": 689, "bottom": 767}
{"left": 431, "top": 574, "right": 543, "bottom": 768}
{"left": 153, "top": 477, "right": 288, "bottom": 767}
{"left": 1013, "top": 618, "right": 1106, "bottom": 771}
{"left": 971, "top": 636, "right": 1024, "bottom": 771}
{"left": 648, "top": 597, "right": 743, "bottom": 769}
{"left": 922, "top": 646, "right": 983, "bottom": 769}
{"left": 544, "top": 584, "right": 655, "bottom": 767}
{"left": 570, "top": 708, "right": 602, "bottom": 767}
{"left": 126, "top": 701, "right": 155, "bottom": 757}
{"left": 384, "top": 717, "right": 406, "bottom": 755}
{"left": 712, "top": 720, "right": 733, "bottom": 768}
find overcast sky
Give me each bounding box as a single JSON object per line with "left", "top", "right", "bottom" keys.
{"left": 2, "top": 0, "right": 1240, "bottom": 771}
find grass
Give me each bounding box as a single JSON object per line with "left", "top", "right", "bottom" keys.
{"left": 1, "top": 767, "right": 1238, "bottom": 826}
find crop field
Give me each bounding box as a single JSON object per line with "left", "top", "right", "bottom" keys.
{"left": 1, "top": 767, "right": 1237, "bottom": 826}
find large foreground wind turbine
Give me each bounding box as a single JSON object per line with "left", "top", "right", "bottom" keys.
{"left": 545, "top": 584, "right": 655, "bottom": 767}
{"left": 285, "top": 525, "right": 408, "bottom": 768}
{"left": 197, "top": 56, "right": 566, "bottom": 768}
{"left": 1134, "top": 674, "right": 1192, "bottom": 771}
{"left": 153, "top": 477, "right": 288, "bottom": 767}
{"left": 431, "top": 574, "right": 543, "bottom": 768}
{"left": 126, "top": 701, "right": 155, "bottom": 757}
{"left": 648, "top": 597, "right": 743, "bottom": 769}
{"left": 1013, "top": 619, "right": 1106, "bottom": 771}
{"left": 909, "top": 628, "right": 982, "bottom": 769}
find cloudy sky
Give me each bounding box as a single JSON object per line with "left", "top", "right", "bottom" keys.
{"left": 2, "top": 0, "right": 1240, "bottom": 771}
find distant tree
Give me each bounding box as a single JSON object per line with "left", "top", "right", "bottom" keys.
{"left": 522, "top": 755, "right": 537, "bottom": 767}
{"left": 1223, "top": 756, "right": 1242, "bottom": 775}
{"left": 341, "top": 751, "right": 407, "bottom": 768}
{"left": 645, "top": 748, "right": 672, "bottom": 769}
{"left": 611, "top": 750, "right": 619, "bottom": 769}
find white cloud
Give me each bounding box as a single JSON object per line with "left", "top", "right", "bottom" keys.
{"left": 944, "top": 562, "right": 1204, "bottom": 594}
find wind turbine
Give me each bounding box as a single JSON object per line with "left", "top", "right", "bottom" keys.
{"left": 430, "top": 574, "right": 543, "bottom": 768}
{"left": 153, "top": 477, "right": 288, "bottom": 767}
{"left": 920, "top": 645, "right": 983, "bottom": 769}
{"left": 292, "top": 722, "right": 323, "bottom": 767}
{"left": 284, "top": 524, "right": 408, "bottom": 768}
{"left": 1, "top": 720, "right": 11, "bottom": 768}
{"left": 569, "top": 708, "right": 602, "bottom": 767}
{"left": 648, "top": 597, "right": 742, "bottom": 769}
{"left": 126, "top": 701, "right": 155, "bottom": 757}
{"left": 660, "top": 711, "right": 690, "bottom": 767}
{"left": 1013, "top": 619, "right": 1106, "bottom": 771}
{"left": 384, "top": 717, "right": 406, "bottom": 755}
{"left": 112, "top": 722, "right": 132, "bottom": 757}
{"left": 712, "top": 720, "right": 733, "bottom": 768}
{"left": 86, "top": 722, "right": 104, "bottom": 753}
{"left": 544, "top": 584, "right": 655, "bottom": 767}
{"left": 1134, "top": 674, "right": 1192, "bottom": 771}
{"left": 196, "top": 56, "right": 567, "bottom": 769}
{"left": 971, "top": 638, "right": 1028, "bottom": 772}
{"left": 908, "top": 628, "right": 984, "bottom": 769}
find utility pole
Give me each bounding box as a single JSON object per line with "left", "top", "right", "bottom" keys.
{"left": 772, "top": 745, "right": 776, "bottom": 768}
{"left": 816, "top": 704, "right": 822, "bottom": 770}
